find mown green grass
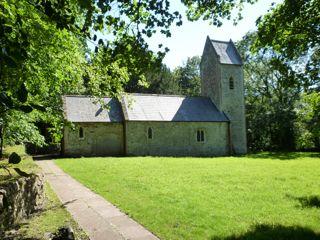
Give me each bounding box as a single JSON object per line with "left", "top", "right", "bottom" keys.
{"left": 55, "top": 153, "right": 320, "bottom": 240}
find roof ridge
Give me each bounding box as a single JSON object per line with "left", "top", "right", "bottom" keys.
{"left": 64, "top": 94, "right": 213, "bottom": 99}
{"left": 64, "top": 95, "right": 112, "bottom": 99}
{"left": 126, "top": 93, "right": 187, "bottom": 98}
{"left": 210, "top": 39, "right": 230, "bottom": 44}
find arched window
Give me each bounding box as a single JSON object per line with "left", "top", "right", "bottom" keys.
{"left": 79, "top": 127, "right": 84, "bottom": 139}
{"left": 229, "top": 77, "right": 234, "bottom": 90}
{"left": 196, "top": 129, "right": 205, "bottom": 142}
{"left": 147, "top": 127, "right": 153, "bottom": 139}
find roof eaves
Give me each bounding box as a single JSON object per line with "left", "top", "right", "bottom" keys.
{"left": 220, "top": 62, "right": 242, "bottom": 66}
{"left": 222, "top": 111, "right": 230, "bottom": 121}
{"left": 211, "top": 39, "right": 230, "bottom": 44}
{"left": 125, "top": 119, "right": 230, "bottom": 123}
{"left": 70, "top": 121, "right": 123, "bottom": 123}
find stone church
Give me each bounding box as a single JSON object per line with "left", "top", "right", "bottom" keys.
{"left": 62, "top": 36, "right": 247, "bottom": 156}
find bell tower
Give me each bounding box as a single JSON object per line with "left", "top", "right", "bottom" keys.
{"left": 200, "top": 36, "right": 247, "bottom": 154}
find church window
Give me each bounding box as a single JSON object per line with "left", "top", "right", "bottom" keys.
{"left": 229, "top": 77, "right": 234, "bottom": 89}
{"left": 197, "top": 130, "right": 205, "bottom": 142}
{"left": 79, "top": 127, "right": 84, "bottom": 139}
{"left": 148, "top": 127, "right": 153, "bottom": 139}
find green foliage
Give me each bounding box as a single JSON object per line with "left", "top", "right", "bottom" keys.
{"left": 183, "top": 0, "right": 258, "bottom": 26}
{"left": 0, "top": 0, "right": 286, "bottom": 153}
{"left": 85, "top": 49, "right": 129, "bottom": 98}
{"left": 237, "top": 32, "right": 300, "bottom": 151}
{"left": 295, "top": 92, "right": 320, "bottom": 149}
{"left": 0, "top": 0, "right": 88, "bottom": 152}
{"left": 242, "top": 0, "right": 320, "bottom": 151}
{"left": 254, "top": 0, "right": 320, "bottom": 88}
{"left": 56, "top": 153, "right": 320, "bottom": 240}
{"left": 3, "top": 112, "right": 45, "bottom": 147}
{"left": 146, "top": 65, "right": 180, "bottom": 95}
{"left": 173, "top": 56, "right": 201, "bottom": 96}
{"left": 125, "top": 56, "right": 201, "bottom": 96}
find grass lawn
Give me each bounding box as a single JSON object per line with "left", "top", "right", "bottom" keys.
{"left": 55, "top": 152, "right": 320, "bottom": 240}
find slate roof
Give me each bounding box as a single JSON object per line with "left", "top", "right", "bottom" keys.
{"left": 210, "top": 39, "right": 242, "bottom": 65}
{"left": 63, "top": 96, "right": 123, "bottom": 122}
{"left": 122, "top": 94, "right": 228, "bottom": 122}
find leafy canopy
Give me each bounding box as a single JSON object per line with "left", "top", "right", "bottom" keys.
{"left": 1, "top": 0, "right": 260, "bottom": 152}
{"left": 254, "top": 0, "right": 320, "bottom": 88}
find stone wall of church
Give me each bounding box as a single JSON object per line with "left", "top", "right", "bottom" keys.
{"left": 200, "top": 38, "right": 247, "bottom": 154}
{"left": 63, "top": 123, "right": 124, "bottom": 156}
{"left": 125, "top": 121, "right": 229, "bottom": 156}
{"left": 200, "top": 37, "right": 222, "bottom": 109}
{"left": 220, "top": 64, "right": 247, "bottom": 154}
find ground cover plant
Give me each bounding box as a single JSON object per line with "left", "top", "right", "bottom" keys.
{"left": 55, "top": 153, "right": 320, "bottom": 240}
{"left": 0, "top": 145, "right": 88, "bottom": 239}
{"left": 0, "top": 145, "right": 39, "bottom": 183}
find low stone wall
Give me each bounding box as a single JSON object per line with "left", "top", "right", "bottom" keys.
{"left": 0, "top": 173, "right": 45, "bottom": 229}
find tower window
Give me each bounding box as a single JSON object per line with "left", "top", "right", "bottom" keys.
{"left": 229, "top": 77, "right": 234, "bottom": 89}
{"left": 196, "top": 130, "right": 205, "bottom": 142}
{"left": 79, "top": 127, "right": 84, "bottom": 139}
{"left": 147, "top": 127, "right": 153, "bottom": 139}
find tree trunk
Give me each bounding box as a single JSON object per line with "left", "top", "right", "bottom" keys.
{"left": 0, "top": 124, "right": 3, "bottom": 158}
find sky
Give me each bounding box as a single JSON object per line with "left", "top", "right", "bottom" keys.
{"left": 146, "top": 1, "right": 281, "bottom": 69}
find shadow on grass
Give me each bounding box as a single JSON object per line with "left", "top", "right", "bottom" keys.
{"left": 211, "top": 224, "right": 320, "bottom": 240}
{"left": 32, "top": 154, "right": 61, "bottom": 161}
{"left": 243, "top": 152, "right": 320, "bottom": 160}
{"left": 0, "top": 222, "right": 39, "bottom": 240}
{"left": 289, "top": 195, "right": 320, "bottom": 208}
{"left": 14, "top": 168, "right": 32, "bottom": 177}
{"left": 40, "top": 198, "right": 78, "bottom": 214}
{"left": 0, "top": 198, "right": 79, "bottom": 240}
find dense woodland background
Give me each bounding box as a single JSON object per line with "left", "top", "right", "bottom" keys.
{"left": 0, "top": 0, "right": 319, "bottom": 155}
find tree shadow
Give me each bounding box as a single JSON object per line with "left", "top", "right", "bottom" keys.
{"left": 37, "top": 198, "right": 78, "bottom": 215}
{"left": 0, "top": 198, "right": 78, "bottom": 239}
{"left": 289, "top": 195, "right": 320, "bottom": 208}
{"left": 13, "top": 168, "right": 32, "bottom": 177}
{"left": 0, "top": 222, "right": 39, "bottom": 240}
{"left": 32, "top": 154, "right": 61, "bottom": 161}
{"left": 243, "top": 152, "right": 320, "bottom": 160}
{"left": 211, "top": 224, "right": 320, "bottom": 240}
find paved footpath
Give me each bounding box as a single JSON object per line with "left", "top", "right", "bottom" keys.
{"left": 36, "top": 160, "right": 159, "bottom": 240}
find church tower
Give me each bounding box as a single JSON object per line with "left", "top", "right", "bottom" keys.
{"left": 200, "top": 36, "right": 247, "bottom": 154}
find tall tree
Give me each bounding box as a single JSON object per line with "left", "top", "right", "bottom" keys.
{"left": 0, "top": 0, "right": 263, "bottom": 156}
{"left": 252, "top": 0, "right": 319, "bottom": 151}
{"left": 173, "top": 56, "right": 201, "bottom": 96}
{"left": 237, "top": 32, "right": 301, "bottom": 151}
{"left": 295, "top": 91, "right": 320, "bottom": 150}
{"left": 254, "top": 0, "right": 320, "bottom": 89}
{"left": 0, "top": 0, "right": 89, "bottom": 156}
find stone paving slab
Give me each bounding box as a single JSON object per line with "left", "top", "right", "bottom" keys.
{"left": 36, "top": 160, "right": 159, "bottom": 240}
